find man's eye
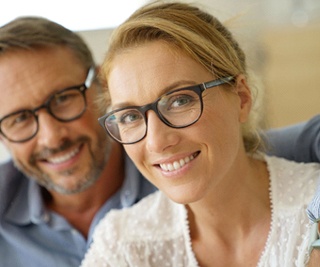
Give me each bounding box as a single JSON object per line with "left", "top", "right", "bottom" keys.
{"left": 15, "top": 112, "right": 31, "bottom": 123}
{"left": 4, "top": 111, "right": 33, "bottom": 129}
{"left": 53, "top": 91, "right": 76, "bottom": 106}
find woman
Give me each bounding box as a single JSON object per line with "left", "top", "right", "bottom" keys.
{"left": 82, "top": 2, "right": 320, "bottom": 266}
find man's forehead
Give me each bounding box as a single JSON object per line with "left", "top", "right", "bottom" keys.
{"left": 0, "top": 48, "right": 86, "bottom": 117}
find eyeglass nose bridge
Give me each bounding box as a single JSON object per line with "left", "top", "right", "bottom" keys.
{"left": 139, "top": 87, "right": 205, "bottom": 131}
{"left": 139, "top": 99, "right": 172, "bottom": 129}
{"left": 32, "top": 98, "right": 67, "bottom": 124}
{"left": 32, "top": 100, "right": 53, "bottom": 118}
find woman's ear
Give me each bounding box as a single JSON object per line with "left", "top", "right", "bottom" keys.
{"left": 235, "top": 74, "right": 252, "bottom": 123}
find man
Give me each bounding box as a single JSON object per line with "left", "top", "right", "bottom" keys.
{"left": 0, "top": 17, "right": 156, "bottom": 266}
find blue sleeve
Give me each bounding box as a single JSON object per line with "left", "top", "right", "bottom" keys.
{"left": 265, "top": 114, "right": 320, "bottom": 163}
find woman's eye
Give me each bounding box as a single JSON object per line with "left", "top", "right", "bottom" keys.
{"left": 120, "top": 111, "right": 143, "bottom": 124}
{"left": 167, "top": 94, "right": 195, "bottom": 110}
{"left": 172, "top": 95, "right": 192, "bottom": 107}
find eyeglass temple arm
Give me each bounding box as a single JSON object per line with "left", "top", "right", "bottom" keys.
{"left": 85, "top": 66, "right": 96, "bottom": 88}
{"left": 203, "top": 76, "right": 234, "bottom": 90}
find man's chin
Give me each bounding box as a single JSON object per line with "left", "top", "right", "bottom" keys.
{"left": 44, "top": 178, "right": 96, "bottom": 195}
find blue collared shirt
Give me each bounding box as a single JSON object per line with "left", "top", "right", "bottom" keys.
{"left": 265, "top": 114, "right": 320, "bottom": 163}
{"left": 0, "top": 156, "right": 156, "bottom": 267}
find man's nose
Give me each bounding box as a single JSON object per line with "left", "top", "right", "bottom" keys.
{"left": 35, "top": 110, "right": 69, "bottom": 147}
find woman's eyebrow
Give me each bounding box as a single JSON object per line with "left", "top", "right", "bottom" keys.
{"left": 111, "top": 80, "right": 198, "bottom": 110}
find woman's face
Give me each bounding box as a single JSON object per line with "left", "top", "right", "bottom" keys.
{"left": 107, "top": 41, "right": 251, "bottom": 204}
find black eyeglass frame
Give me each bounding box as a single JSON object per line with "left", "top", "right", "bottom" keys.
{"left": 98, "top": 76, "right": 234, "bottom": 145}
{"left": 0, "top": 66, "right": 96, "bottom": 143}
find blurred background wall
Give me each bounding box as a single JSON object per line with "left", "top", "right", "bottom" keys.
{"left": 0, "top": 0, "right": 319, "bottom": 161}
{"left": 78, "top": 0, "right": 320, "bottom": 129}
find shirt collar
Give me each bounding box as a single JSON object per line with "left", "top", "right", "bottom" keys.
{"left": 5, "top": 179, "right": 48, "bottom": 225}
{"left": 5, "top": 155, "right": 142, "bottom": 226}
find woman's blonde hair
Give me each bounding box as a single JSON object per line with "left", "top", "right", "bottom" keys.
{"left": 102, "top": 1, "right": 264, "bottom": 152}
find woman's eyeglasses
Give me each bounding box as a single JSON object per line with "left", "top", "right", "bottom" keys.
{"left": 98, "top": 76, "right": 234, "bottom": 145}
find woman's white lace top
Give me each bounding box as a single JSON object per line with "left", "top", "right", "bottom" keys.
{"left": 81, "top": 156, "right": 320, "bottom": 267}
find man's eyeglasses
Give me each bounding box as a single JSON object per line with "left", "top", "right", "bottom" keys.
{"left": 0, "top": 67, "right": 95, "bottom": 143}
{"left": 98, "top": 76, "right": 234, "bottom": 145}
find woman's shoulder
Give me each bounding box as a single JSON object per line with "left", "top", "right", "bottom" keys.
{"left": 266, "top": 155, "right": 320, "bottom": 181}
{"left": 93, "top": 190, "right": 185, "bottom": 241}
{"left": 258, "top": 156, "right": 320, "bottom": 265}
{"left": 81, "top": 191, "right": 189, "bottom": 266}
{"left": 265, "top": 155, "right": 320, "bottom": 206}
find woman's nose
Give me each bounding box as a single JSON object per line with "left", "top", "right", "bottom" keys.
{"left": 145, "top": 111, "right": 180, "bottom": 153}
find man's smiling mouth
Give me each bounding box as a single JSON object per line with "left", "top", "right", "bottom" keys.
{"left": 46, "top": 147, "right": 80, "bottom": 164}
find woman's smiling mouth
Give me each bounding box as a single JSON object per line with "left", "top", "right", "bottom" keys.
{"left": 159, "top": 152, "right": 199, "bottom": 172}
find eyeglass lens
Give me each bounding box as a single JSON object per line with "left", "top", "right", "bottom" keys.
{"left": 104, "top": 88, "right": 201, "bottom": 144}
{"left": 1, "top": 88, "right": 86, "bottom": 142}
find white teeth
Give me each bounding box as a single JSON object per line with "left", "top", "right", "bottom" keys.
{"left": 161, "top": 164, "right": 168, "bottom": 171}
{"left": 47, "top": 148, "right": 80, "bottom": 164}
{"left": 179, "top": 159, "right": 185, "bottom": 167}
{"left": 160, "top": 154, "right": 195, "bottom": 172}
{"left": 168, "top": 164, "right": 174, "bottom": 171}
{"left": 173, "top": 161, "right": 180, "bottom": 170}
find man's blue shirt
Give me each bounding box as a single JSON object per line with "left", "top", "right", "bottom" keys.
{"left": 266, "top": 114, "right": 320, "bottom": 162}
{"left": 0, "top": 156, "right": 157, "bottom": 267}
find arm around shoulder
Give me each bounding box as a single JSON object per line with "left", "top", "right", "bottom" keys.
{"left": 265, "top": 114, "right": 320, "bottom": 163}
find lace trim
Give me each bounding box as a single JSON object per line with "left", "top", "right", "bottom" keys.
{"left": 182, "top": 205, "right": 200, "bottom": 267}
{"left": 256, "top": 156, "right": 275, "bottom": 267}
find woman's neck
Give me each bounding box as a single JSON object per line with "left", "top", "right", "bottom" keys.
{"left": 186, "top": 156, "right": 271, "bottom": 266}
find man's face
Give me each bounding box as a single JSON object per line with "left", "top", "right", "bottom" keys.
{"left": 0, "top": 47, "right": 110, "bottom": 194}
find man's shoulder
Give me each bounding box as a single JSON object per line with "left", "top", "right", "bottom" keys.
{"left": 0, "top": 161, "right": 28, "bottom": 215}
{"left": 296, "top": 114, "right": 320, "bottom": 162}
{"left": 0, "top": 160, "right": 26, "bottom": 186}
{"left": 0, "top": 160, "right": 19, "bottom": 177}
